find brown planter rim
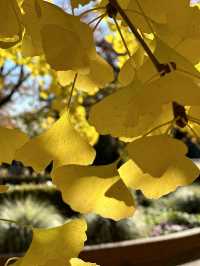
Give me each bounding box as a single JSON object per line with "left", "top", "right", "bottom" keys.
{"left": 83, "top": 226, "right": 200, "bottom": 251}
{"left": 80, "top": 227, "right": 200, "bottom": 266}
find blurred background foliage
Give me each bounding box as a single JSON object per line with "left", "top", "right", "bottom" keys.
{"left": 2, "top": 184, "right": 200, "bottom": 255}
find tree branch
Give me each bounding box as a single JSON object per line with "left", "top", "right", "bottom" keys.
{"left": 108, "top": 0, "right": 165, "bottom": 73}
{"left": 0, "top": 66, "right": 31, "bottom": 108}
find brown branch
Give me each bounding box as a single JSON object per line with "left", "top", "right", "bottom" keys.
{"left": 4, "top": 64, "right": 19, "bottom": 77}
{"left": 108, "top": 0, "right": 164, "bottom": 73}
{"left": 0, "top": 66, "right": 31, "bottom": 108}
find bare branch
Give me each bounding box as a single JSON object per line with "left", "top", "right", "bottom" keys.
{"left": 0, "top": 66, "right": 31, "bottom": 108}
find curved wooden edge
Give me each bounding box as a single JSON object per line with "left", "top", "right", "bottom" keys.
{"left": 80, "top": 227, "right": 200, "bottom": 266}
{"left": 83, "top": 227, "right": 200, "bottom": 251}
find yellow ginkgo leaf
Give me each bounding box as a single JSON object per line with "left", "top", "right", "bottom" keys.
{"left": 90, "top": 70, "right": 199, "bottom": 138}
{"left": 22, "top": 0, "right": 95, "bottom": 71}
{"left": 122, "top": 103, "right": 173, "bottom": 138}
{"left": 118, "top": 57, "right": 136, "bottom": 86}
{"left": 126, "top": 135, "right": 189, "bottom": 177}
{"left": 188, "top": 106, "right": 200, "bottom": 136}
{"left": 137, "top": 38, "right": 200, "bottom": 83}
{"left": 15, "top": 112, "right": 96, "bottom": 172}
{"left": 57, "top": 54, "right": 114, "bottom": 94}
{"left": 89, "top": 80, "right": 142, "bottom": 137}
{"left": 165, "top": 1, "right": 200, "bottom": 40}
{"left": 11, "top": 219, "right": 87, "bottom": 266}
{"left": 154, "top": 23, "right": 200, "bottom": 64}
{"left": 0, "top": 185, "right": 9, "bottom": 193}
{"left": 0, "top": 0, "right": 23, "bottom": 48}
{"left": 136, "top": 71, "right": 200, "bottom": 113}
{"left": 119, "top": 159, "right": 199, "bottom": 199}
{"left": 52, "top": 163, "right": 135, "bottom": 220}
{"left": 70, "top": 258, "right": 99, "bottom": 266}
{"left": 57, "top": 71, "right": 99, "bottom": 94}
{"left": 41, "top": 24, "right": 88, "bottom": 71}
{"left": 123, "top": 0, "right": 166, "bottom": 34}
{"left": 0, "top": 127, "right": 28, "bottom": 165}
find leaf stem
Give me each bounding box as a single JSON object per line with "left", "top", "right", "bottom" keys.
{"left": 113, "top": 17, "right": 131, "bottom": 58}
{"left": 93, "top": 14, "right": 106, "bottom": 32}
{"left": 134, "top": 0, "right": 156, "bottom": 35}
{"left": 88, "top": 13, "right": 105, "bottom": 25}
{"left": 142, "top": 119, "right": 174, "bottom": 138}
{"left": 186, "top": 123, "right": 200, "bottom": 140}
{"left": 67, "top": 73, "right": 78, "bottom": 111}
{"left": 108, "top": 0, "right": 162, "bottom": 73}
{"left": 80, "top": 7, "right": 106, "bottom": 17}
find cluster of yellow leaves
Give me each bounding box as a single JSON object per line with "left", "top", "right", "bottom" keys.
{"left": 2, "top": 0, "right": 200, "bottom": 265}
{"left": 89, "top": 1, "right": 200, "bottom": 201}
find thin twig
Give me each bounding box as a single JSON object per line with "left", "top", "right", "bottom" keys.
{"left": 188, "top": 116, "right": 200, "bottom": 126}
{"left": 142, "top": 119, "right": 174, "bottom": 137}
{"left": 80, "top": 7, "right": 106, "bottom": 17}
{"left": 88, "top": 13, "right": 105, "bottom": 25}
{"left": 134, "top": 0, "right": 156, "bottom": 35}
{"left": 186, "top": 123, "right": 200, "bottom": 140}
{"left": 92, "top": 14, "right": 106, "bottom": 32}
{"left": 67, "top": 73, "right": 78, "bottom": 111}
{"left": 0, "top": 67, "right": 31, "bottom": 108}
{"left": 177, "top": 68, "right": 200, "bottom": 81}
{"left": 113, "top": 17, "right": 132, "bottom": 58}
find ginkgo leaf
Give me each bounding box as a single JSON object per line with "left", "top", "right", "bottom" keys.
{"left": 137, "top": 38, "right": 200, "bottom": 83}
{"left": 126, "top": 135, "right": 189, "bottom": 177}
{"left": 90, "top": 69, "right": 200, "bottom": 138}
{"left": 41, "top": 24, "right": 88, "bottom": 71}
{"left": 70, "top": 258, "right": 98, "bottom": 266}
{"left": 90, "top": 41, "right": 200, "bottom": 138}
{"left": 126, "top": 0, "right": 200, "bottom": 39}
{"left": 165, "top": 1, "right": 200, "bottom": 40}
{"left": 118, "top": 57, "right": 136, "bottom": 86}
{"left": 188, "top": 106, "right": 200, "bottom": 136}
{"left": 0, "top": 185, "right": 9, "bottom": 193}
{"left": 11, "top": 219, "right": 87, "bottom": 266}
{"left": 118, "top": 35, "right": 155, "bottom": 86}
{"left": 120, "top": 0, "right": 166, "bottom": 34}
{"left": 154, "top": 23, "right": 200, "bottom": 64}
{"left": 0, "top": 0, "right": 23, "bottom": 48}
{"left": 57, "top": 71, "right": 99, "bottom": 94}
{"left": 15, "top": 112, "right": 96, "bottom": 172}
{"left": 52, "top": 163, "right": 135, "bottom": 220}
{"left": 122, "top": 103, "right": 173, "bottom": 138}
{"left": 136, "top": 71, "right": 200, "bottom": 112}
{"left": 89, "top": 80, "right": 142, "bottom": 137}
{"left": 0, "top": 127, "right": 28, "bottom": 165}
{"left": 119, "top": 159, "right": 199, "bottom": 199}
{"left": 22, "top": 0, "right": 95, "bottom": 71}
{"left": 105, "top": 178, "right": 134, "bottom": 207}
{"left": 127, "top": 0, "right": 166, "bottom": 26}
{"left": 88, "top": 54, "right": 114, "bottom": 88}
{"left": 57, "top": 54, "right": 114, "bottom": 94}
